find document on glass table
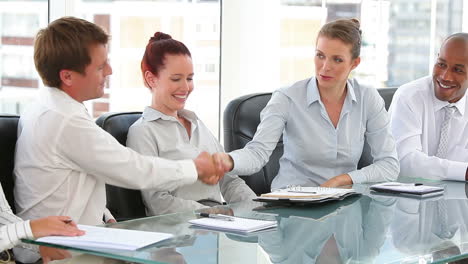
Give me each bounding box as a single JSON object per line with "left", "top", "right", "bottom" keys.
{"left": 189, "top": 215, "right": 277, "bottom": 233}
{"left": 370, "top": 182, "right": 444, "bottom": 197}
{"left": 36, "top": 224, "right": 173, "bottom": 251}
{"left": 253, "top": 186, "right": 359, "bottom": 204}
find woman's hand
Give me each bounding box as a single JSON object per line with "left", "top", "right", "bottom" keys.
{"left": 320, "top": 174, "right": 353, "bottom": 187}
{"left": 212, "top": 152, "right": 234, "bottom": 171}
{"left": 31, "top": 216, "right": 85, "bottom": 263}
{"left": 30, "top": 216, "right": 85, "bottom": 238}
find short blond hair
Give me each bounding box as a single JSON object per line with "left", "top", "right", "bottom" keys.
{"left": 34, "top": 17, "right": 109, "bottom": 88}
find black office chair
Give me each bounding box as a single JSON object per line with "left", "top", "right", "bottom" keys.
{"left": 224, "top": 88, "right": 397, "bottom": 195}
{"left": 378, "top": 87, "right": 397, "bottom": 111}
{"left": 95, "top": 112, "right": 145, "bottom": 221}
{"left": 224, "top": 93, "right": 283, "bottom": 195}
{"left": 357, "top": 87, "right": 397, "bottom": 169}
{"left": 0, "top": 114, "right": 20, "bottom": 213}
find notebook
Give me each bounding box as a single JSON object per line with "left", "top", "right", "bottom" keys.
{"left": 188, "top": 215, "right": 277, "bottom": 233}
{"left": 254, "top": 186, "right": 359, "bottom": 204}
{"left": 36, "top": 224, "right": 173, "bottom": 251}
{"left": 370, "top": 182, "right": 444, "bottom": 198}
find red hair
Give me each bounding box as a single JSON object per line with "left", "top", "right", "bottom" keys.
{"left": 141, "top": 32, "right": 191, "bottom": 88}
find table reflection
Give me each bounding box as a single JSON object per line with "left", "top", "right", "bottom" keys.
{"left": 256, "top": 195, "right": 396, "bottom": 264}
{"left": 391, "top": 191, "right": 468, "bottom": 263}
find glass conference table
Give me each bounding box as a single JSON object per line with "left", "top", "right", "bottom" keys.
{"left": 24, "top": 179, "right": 468, "bottom": 264}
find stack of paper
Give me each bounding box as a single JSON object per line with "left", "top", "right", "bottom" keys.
{"left": 370, "top": 182, "right": 444, "bottom": 197}
{"left": 36, "top": 225, "right": 173, "bottom": 251}
{"left": 254, "top": 186, "right": 358, "bottom": 204}
{"left": 189, "top": 216, "right": 277, "bottom": 233}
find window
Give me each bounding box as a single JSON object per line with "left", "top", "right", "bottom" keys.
{"left": 1, "top": 0, "right": 467, "bottom": 140}
{"left": 0, "top": 0, "right": 47, "bottom": 114}
{"left": 69, "top": 0, "right": 221, "bottom": 133}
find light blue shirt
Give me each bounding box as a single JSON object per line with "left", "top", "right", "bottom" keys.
{"left": 230, "top": 77, "right": 399, "bottom": 189}
{"left": 127, "top": 107, "right": 256, "bottom": 215}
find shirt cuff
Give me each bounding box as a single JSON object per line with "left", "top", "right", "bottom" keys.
{"left": 229, "top": 151, "right": 243, "bottom": 175}
{"left": 24, "top": 220, "right": 34, "bottom": 239}
{"left": 446, "top": 162, "right": 468, "bottom": 181}
{"left": 348, "top": 170, "right": 366, "bottom": 184}
{"left": 181, "top": 159, "right": 198, "bottom": 184}
{"left": 103, "top": 208, "right": 115, "bottom": 222}
{"left": 6, "top": 220, "right": 34, "bottom": 248}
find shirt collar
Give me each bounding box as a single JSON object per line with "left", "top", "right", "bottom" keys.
{"left": 431, "top": 81, "right": 467, "bottom": 117}
{"left": 41, "top": 87, "right": 87, "bottom": 113}
{"left": 142, "top": 106, "right": 199, "bottom": 123}
{"left": 307, "top": 78, "right": 357, "bottom": 106}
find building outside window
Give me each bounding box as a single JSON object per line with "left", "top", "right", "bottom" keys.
{"left": 0, "top": 0, "right": 467, "bottom": 139}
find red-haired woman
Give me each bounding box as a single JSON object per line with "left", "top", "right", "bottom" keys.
{"left": 127, "top": 32, "right": 256, "bottom": 216}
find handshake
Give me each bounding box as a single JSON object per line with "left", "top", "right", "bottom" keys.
{"left": 193, "top": 152, "right": 235, "bottom": 185}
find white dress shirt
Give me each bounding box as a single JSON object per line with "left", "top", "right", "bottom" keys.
{"left": 230, "top": 77, "right": 399, "bottom": 189}
{"left": 391, "top": 198, "right": 468, "bottom": 255}
{"left": 389, "top": 76, "right": 468, "bottom": 181}
{"left": 0, "top": 183, "right": 33, "bottom": 251}
{"left": 127, "top": 107, "right": 256, "bottom": 215}
{"left": 14, "top": 87, "right": 197, "bottom": 225}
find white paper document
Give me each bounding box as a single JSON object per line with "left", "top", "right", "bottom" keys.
{"left": 189, "top": 216, "right": 277, "bottom": 233}
{"left": 36, "top": 224, "right": 173, "bottom": 251}
{"left": 259, "top": 187, "right": 357, "bottom": 201}
{"left": 370, "top": 182, "right": 444, "bottom": 197}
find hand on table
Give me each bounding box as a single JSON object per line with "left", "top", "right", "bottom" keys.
{"left": 30, "top": 216, "right": 84, "bottom": 238}
{"left": 320, "top": 174, "right": 353, "bottom": 188}
{"left": 106, "top": 219, "right": 117, "bottom": 224}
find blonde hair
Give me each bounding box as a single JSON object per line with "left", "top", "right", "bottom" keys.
{"left": 318, "top": 18, "right": 362, "bottom": 59}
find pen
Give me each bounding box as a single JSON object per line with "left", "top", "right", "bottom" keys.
{"left": 287, "top": 190, "right": 317, "bottom": 194}
{"left": 198, "top": 213, "right": 235, "bottom": 221}
{"left": 382, "top": 183, "right": 423, "bottom": 186}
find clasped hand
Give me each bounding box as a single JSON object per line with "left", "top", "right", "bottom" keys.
{"left": 194, "top": 152, "right": 233, "bottom": 185}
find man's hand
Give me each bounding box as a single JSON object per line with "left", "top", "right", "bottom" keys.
{"left": 194, "top": 152, "right": 227, "bottom": 185}
{"left": 39, "top": 246, "right": 71, "bottom": 264}
{"left": 200, "top": 206, "right": 234, "bottom": 216}
{"left": 106, "top": 219, "right": 117, "bottom": 224}
{"left": 320, "top": 174, "right": 353, "bottom": 187}
{"left": 213, "top": 152, "right": 234, "bottom": 171}
{"left": 30, "top": 216, "right": 85, "bottom": 238}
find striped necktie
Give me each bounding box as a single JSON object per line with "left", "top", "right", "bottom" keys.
{"left": 436, "top": 105, "right": 456, "bottom": 159}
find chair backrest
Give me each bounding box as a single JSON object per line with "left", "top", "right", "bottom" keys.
{"left": 357, "top": 87, "right": 397, "bottom": 168}
{"left": 0, "top": 115, "right": 20, "bottom": 213}
{"left": 223, "top": 88, "right": 397, "bottom": 195}
{"left": 95, "top": 112, "right": 145, "bottom": 221}
{"left": 379, "top": 87, "right": 397, "bottom": 111}
{"left": 224, "top": 93, "right": 283, "bottom": 195}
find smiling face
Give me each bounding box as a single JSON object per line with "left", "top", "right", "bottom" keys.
{"left": 432, "top": 38, "right": 468, "bottom": 103}
{"left": 60, "top": 43, "right": 112, "bottom": 102}
{"left": 314, "top": 36, "right": 360, "bottom": 91}
{"left": 145, "top": 54, "right": 194, "bottom": 117}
